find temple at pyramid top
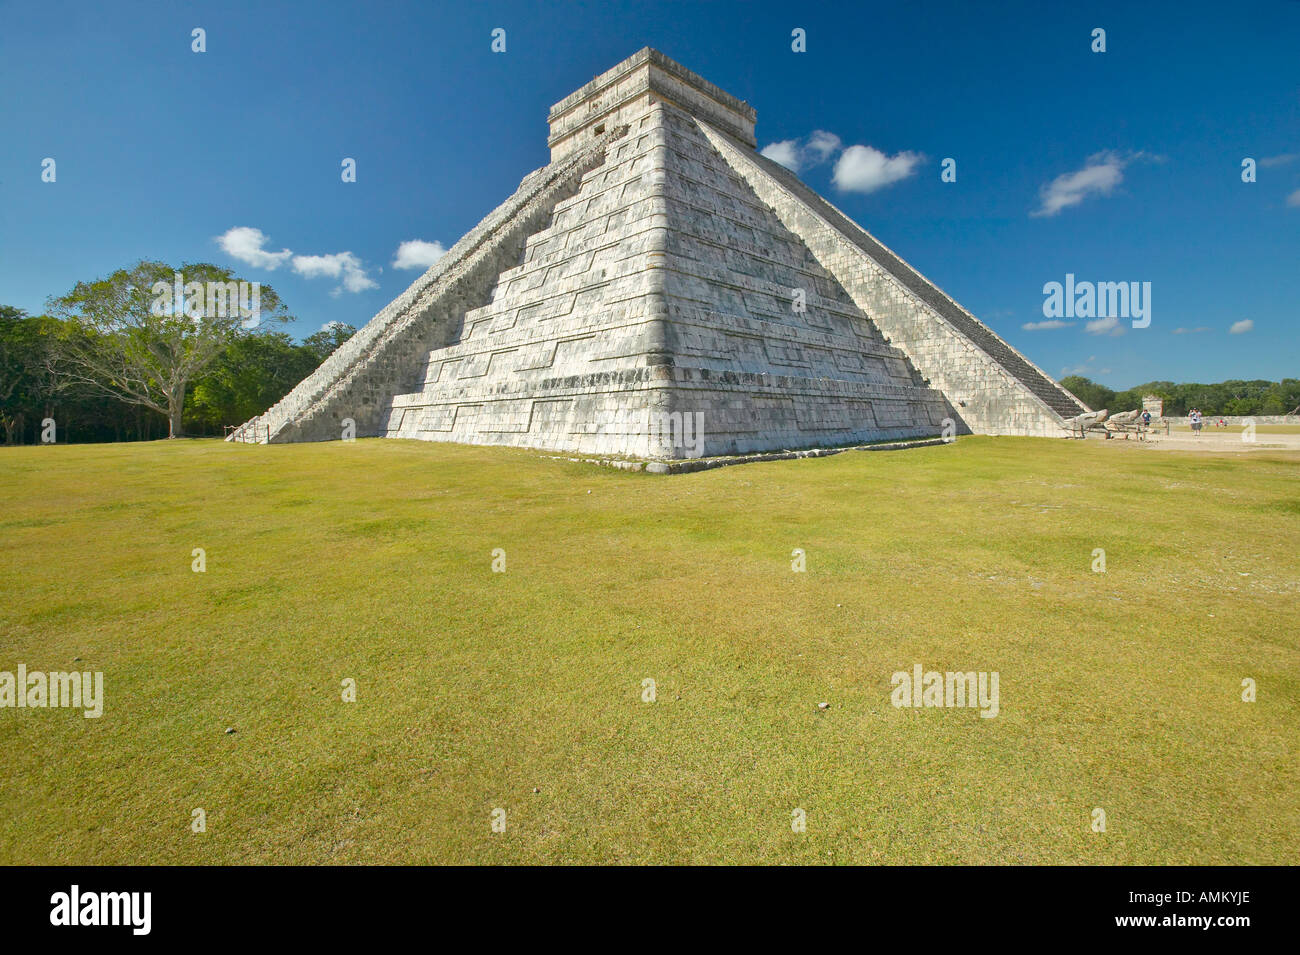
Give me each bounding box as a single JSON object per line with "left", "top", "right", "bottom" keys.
{"left": 230, "top": 48, "right": 1086, "bottom": 459}
{"left": 548, "top": 47, "right": 757, "bottom": 160}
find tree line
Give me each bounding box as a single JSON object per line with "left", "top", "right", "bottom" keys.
{"left": 1, "top": 260, "right": 355, "bottom": 444}
{"left": 1060, "top": 376, "right": 1300, "bottom": 418}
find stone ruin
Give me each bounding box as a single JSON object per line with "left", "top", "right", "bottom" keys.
{"left": 229, "top": 48, "right": 1087, "bottom": 459}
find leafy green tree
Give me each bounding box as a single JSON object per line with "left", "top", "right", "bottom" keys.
{"left": 1223, "top": 394, "right": 1259, "bottom": 415}
{"left": 186, "top": 324, "right": 355, "bottom": 434}
{"left": 1281, "top": 380, "right": 1300, "bottom": 414}
{"left": 1, "top": 307, "right": 152, "bottom": 443}
{"left": 48, "top": 261, "right": 289, "bottom": 438}
{"left": 188, "top": 333, "right": 321, "bottom": 433}
{"left": 1109, "top": 388, "right": 1142, "bottom": 414}
{"left": 1058, "top": 376, "right": 1114, "bottom": 412}
{"left": 302, "top": 322, "right": 356, "bottom": 363}
{"left": 0, "top": 305, "right": 33, "bottom": 443}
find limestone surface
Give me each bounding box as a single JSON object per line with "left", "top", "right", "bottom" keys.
{"left": 229, "top": 48, "right": 1086, "bottom": 457}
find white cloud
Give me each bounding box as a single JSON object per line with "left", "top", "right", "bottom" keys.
{"left": 216, "top": 225, "right": 377, "bottom": 294}
{"left": 832, "top": 145, "right": 923, "bottom": 194}
{"left": 760, "top": 139, "right": 801, "bottom": 171}
{"left": 1061, "top": 356, "right": 1110, "bottom": 377}
{"left": 1084, "top": 316, "right": 1124, "bottom": 336}
{"left": 216, "top": 226, "right": 293, "bottom": 270}
{"left": 1229, "top": 319, "right": 1254, "bottom": 334}
{"left": 759, "top": 130, "right": 848, "bottom": 173}
{"left": 291, "top": 252, "right": 377, "bottom": 295}
{"left": 1287, "top": 188, "right": 1300, "bottom": 208}
{"left": 805, "top": 130, "right": 843, "bottom": 164}
{"left": 1259, "top": 153, "right": 1298, "bottom": 168}
{"left": 392, "top": 239, "right": 448, "bottom": 270}
{"left": 1031, "top": 151, "right": 1155, "bottom": 217}
{"left": 1172, "top": 326, "right": 1211, "bottom": 334}
{"left": 1022, "top": 319, "right": 1069, "bottom": 330}
{"left": 761, "top": 131, "right": 922, "bottom": 194}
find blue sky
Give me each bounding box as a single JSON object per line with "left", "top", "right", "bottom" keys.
{"left": 1, "top": 0, "right": 1296, "bottom": 387}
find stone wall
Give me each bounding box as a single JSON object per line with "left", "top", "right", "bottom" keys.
{"left": 384, "top": 110, "right": 675, "bottom": 457}
{"left": 651, "top": 106, "right": 948, "bottom": 454}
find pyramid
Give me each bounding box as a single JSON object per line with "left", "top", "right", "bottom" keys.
{"left": 229, "top": 48, "right": 1086, "bottom": 458}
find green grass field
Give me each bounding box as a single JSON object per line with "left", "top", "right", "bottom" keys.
{"left": 1, "top": 437, "right": 1297, "bottom": 864}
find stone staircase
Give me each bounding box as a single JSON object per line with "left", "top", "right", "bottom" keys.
{"left": 226, "top": 417, "right": 265, "bottom": 443}
{"left": 829, "top": 231, "right": 1086, "bottom": 420}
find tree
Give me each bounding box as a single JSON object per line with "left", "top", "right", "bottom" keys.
{"left": 187, "top": 332, "right": 321, "bottom": 432}
{"left": 1261, "top": 385, "right": 1288, "bottom": 416}
{"left": 186, "top": 325, "right": 355, "bottom": 434}
{"left": 1059, "top": 376, "right": 1114, "bottom": 412}
{"left": 0, "top": 305, "right": 33, "bottom": 443}
{"left": 302, "top": 322, "right": 356, "bottom": 363}
{"left": 48, "top": 261, "right": 289, "bottom": 438}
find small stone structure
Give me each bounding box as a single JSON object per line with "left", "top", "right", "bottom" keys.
{"left": 1143, "top": 395, "right": 1164, "bottom": 417}
{"left": 229, "top": 48, "right": 1086, "bottom": 458}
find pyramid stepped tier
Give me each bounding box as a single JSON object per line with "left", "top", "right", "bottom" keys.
{"left": 230, "top": 47, "right": 1084, "bottom": 455}
{"left": 385, "top": 100, "right": 950, "bottom": 458}
{"left": 227, "top": 127, "right": 623, "bottom": 444}
{"left": 697, "top": 123, "right": 1088, "bottom": 432}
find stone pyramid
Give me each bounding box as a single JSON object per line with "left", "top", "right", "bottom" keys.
{"left": 229, "top": 48, "right": 1086, "bottom": 458}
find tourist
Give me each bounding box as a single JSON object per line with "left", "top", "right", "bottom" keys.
{"left": 1190, "top": 408, "right": 1202, "bottom": 436}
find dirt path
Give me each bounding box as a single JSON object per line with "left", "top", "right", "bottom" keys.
{"left": 1088, "top": 427, "right": 1300, "bottom": 453}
